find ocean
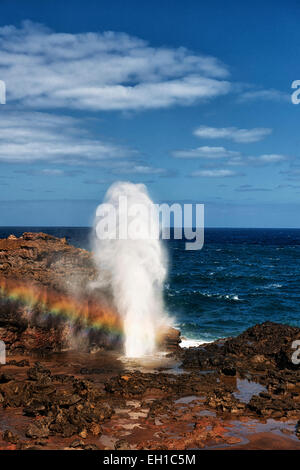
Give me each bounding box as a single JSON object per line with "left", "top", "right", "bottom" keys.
{"left": 1, "top": 227, "right": 300, "bottom": 345}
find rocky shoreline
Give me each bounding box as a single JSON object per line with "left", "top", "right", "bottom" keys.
{"left": 0, "top": 233, "right": 299, "bottom": 450}
{"left": 0, "top": 321, "right": 299, "bottom": 450}
{"left": 0, "top": 232, "right": 180, "bottom": 354}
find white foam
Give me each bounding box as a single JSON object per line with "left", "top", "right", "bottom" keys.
{"left": 180, "top": 338, "right": 213, "bottom": 348}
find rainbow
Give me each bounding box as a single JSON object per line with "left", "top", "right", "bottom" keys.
{"left": 0, "top": 278, "right": 123, "bottom": 336}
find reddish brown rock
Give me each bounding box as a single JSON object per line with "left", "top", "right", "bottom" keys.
{"left": 0, "top": 232, "right": 119, "bottom": 353}
{"left": 0, "top": 232, "right": 176, "bottom": 354}
{"left": 157, "top": 326, "right": 181, "bottom": 351}
{"left": 0, "top": 232, "right": 97, "bottom": 293}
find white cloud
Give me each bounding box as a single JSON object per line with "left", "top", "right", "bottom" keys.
{"left": 40, "top": 169, "right": 64, "bottom": 176}
{"left": 129, "top": 165, "right": 171, "bottom": 175}
{"left": 238, "top": 89, "right": 289, "bottom": 103}
{"left": 16, "top": 168, "right": 85, "bottom": 177}
{"left": 112, "top": 164, "right": 170, "bottom": 175}
{"left": 0, "top": 113, "right": 172, "bottom": 175}
{"left": 235, "top": 184, "right": 272, "bottom": 192}
{"left": 194, "top": 125, "right": 272, "bottom": 143}
{"left": 109, "top": 162, "right": 176, "bottom": 177}
{"left": 226, "top": 153, "right": 289, "bottom": 167}
{"left": 0, "top": 21, "right": 230, "bottom": 111}
{"left": 190, "top": 169, "right": 238, "bottom": 177}
{"left": 172, "top": 142, "right": 290, "bottom": 170}
{"left": 0, "top": 111, "right": 135, "bottom": 164}
{"left": 248, "top": 154, "right": 288, "bottom": 164}
{"left": 226, "top": 156, "right": 244, "bottom": 166}
{"left": 172, "top": 146, "right": 240, "bottom": 159}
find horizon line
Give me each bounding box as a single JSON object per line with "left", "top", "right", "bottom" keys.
{"left": 1, "top": 226, "right": 300, "bottom": 231}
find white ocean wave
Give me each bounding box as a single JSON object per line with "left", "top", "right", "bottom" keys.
{"left": 180, "top": 337, "right": 214, "bottom": 348}
{"left": 259, "top": 283, "right": 283, "bottom": 290}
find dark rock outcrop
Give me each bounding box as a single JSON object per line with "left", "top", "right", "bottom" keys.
{"left": 0, "top": 232, "right": 97, "bottom": 293}
{"left": 182, "top": 321, "right": 300, "bottom": 372}
{"left": 0, "top": 362, "right": 112, "bottom": 441}
{"left": 181, "top": 322, "right": 300, "bottom": 420}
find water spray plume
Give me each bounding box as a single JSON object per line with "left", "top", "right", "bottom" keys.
{"left": 93, "top": 182, "right": 171, "bottom": 358}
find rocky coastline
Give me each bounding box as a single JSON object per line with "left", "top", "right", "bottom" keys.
{"left": 0, "top": 233, "right": 299, "bottom": 450}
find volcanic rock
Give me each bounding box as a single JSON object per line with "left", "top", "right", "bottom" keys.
{"left": 115, "top": 439, "right": 132, "bottom": 450}
{"left": 2, "top": 430, "right": 19, "bottom": 444}
{"left": 0, "top": 232, "right": 177, "bottom": 354}
{"left": 27, "top": 362, "right": 51, "bottom": 382}
{"left": 157, "top": 326, "right": 181, "bottom": 350}
{"left": 0, "top": 321, "right": 300, "bottom": 449}
{"left": 0, "top": 232, "right": 98, "bottom": 354}
{"left": 0, "top": 359, "right": 115, "bottom": 442}
{"left": 6, "top": 359, "right": 30, "bottom": 367}
{"left": 180, "top": 322, "right": 300, "bottom": 420}
{"left": 0, "top": 232, "right": 97, "bottom": 292}
{"left": 70, "top": 439, "right": 85, "bottom": 448}
{"left": 221, "top": 363, "right": 236, "bottom": 376}
{"left": 26, "top": 422, "right": 50, "bottom": 439}
{"left": 181, "top": 322, "right": 300, "bottom": 372}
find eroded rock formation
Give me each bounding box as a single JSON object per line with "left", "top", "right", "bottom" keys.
{"left": 0, "top": 232, "right": 180, "bottom": 354}
{"left": 0, "top": 232, "right": 97, "bottom": 293}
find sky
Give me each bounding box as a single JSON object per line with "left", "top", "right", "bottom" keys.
{"left": 0, "top": 0, "right": 299, "bottom": 227}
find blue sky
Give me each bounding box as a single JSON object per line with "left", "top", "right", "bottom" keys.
{"left": 0, "top": 0, "right": 299, "bottom": 227}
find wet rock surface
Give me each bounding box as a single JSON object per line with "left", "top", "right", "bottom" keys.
{"left": 0, "top": 233, "right": 299, "bottom": 449}
{"left": 180, "top": 322, "right": 300, "bottom": 421}
{"left": 0, "top": 358, "right": 116, "bottom": 449}
{"left": 0, "top": 322, "right": 299, "bottom": 450}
